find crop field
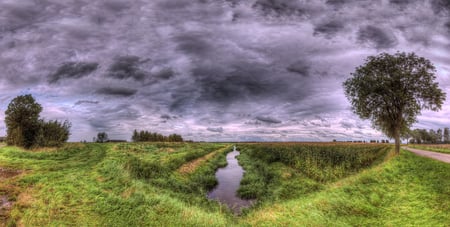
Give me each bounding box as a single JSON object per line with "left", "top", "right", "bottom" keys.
{"left": 0, "top": 142, "right": 448, "bottom": 226}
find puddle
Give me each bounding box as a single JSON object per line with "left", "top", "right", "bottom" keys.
{"left": 207, "top": 146, "right": 254, "bottom": 214}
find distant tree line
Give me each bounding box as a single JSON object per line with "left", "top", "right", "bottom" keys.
{"left": 5, "top": 94, "right": 71, "bottom": 148}
{"left": 407, "top": 128, "right": 450, "bottom": 144}
{"left": 131, "top": 130, "right": 183, "bottom": 142}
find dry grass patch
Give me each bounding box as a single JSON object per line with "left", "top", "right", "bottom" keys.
{"left": 178, "top": 146, "right": 230, "bottom": 174}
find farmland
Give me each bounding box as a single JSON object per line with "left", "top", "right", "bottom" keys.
{"left": 0, "top": 142, "right": 449, "bottom": 226}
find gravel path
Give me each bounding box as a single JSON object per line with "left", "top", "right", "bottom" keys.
{"left": 404, "top": 147, "right": 450, "bottom": 163}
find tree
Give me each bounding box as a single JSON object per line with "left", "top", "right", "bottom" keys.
{"left": 5, "top": 94, "right": 42, "bottom": 148}
{"left": 36, "top": 120, "right": 71, "bottom": 147}
{"left": 437, "top": 128, "right": 443, "bottom": 143}
{"left": 343, "top": 52, "right": 445, "bottom": 154}
{"left": 96, "top": 132, "right": 109, "bottom": 143}
{"left": 444, "top": 127, "right": 450, "bottom": 143}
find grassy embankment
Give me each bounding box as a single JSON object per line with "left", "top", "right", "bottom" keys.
{"left": 0, "top": 142, "right": 234, "bottom": 226}
{"left": 238, "top": 144, "right": 450, "bottom": 226}
{"left": 0, "top": 142, "right": 448, "bottom": 226}
{"left": 407, "top": 144, "right": 450, "bottom": 154}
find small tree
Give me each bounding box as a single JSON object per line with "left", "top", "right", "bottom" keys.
{"left": 343, "top": 52, "right": 445, "bottom": 154}
{"left": 36, "top": 120, "right": 71, "bottom": 147}
{"left": 436, "top": 128, "right": 443, "bottom": 143}
{"left": 96, "top": 132, "right": 108, "bottom": 143}
{"left": 444, "top": 127, "right": 450, "bottom": 143}
{"left": 5, "top": 94, "right": 42, "bottom": 148}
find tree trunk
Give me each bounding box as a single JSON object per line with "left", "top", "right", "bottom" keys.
{"left": 394, "top": 133, "right": 400, "bottom": 155}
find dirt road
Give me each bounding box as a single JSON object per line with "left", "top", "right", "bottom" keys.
{"left": 404, "top": 147, "right": 450, "bottom": 163}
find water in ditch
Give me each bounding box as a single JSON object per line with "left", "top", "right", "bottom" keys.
{"left": 207, "top": 146, "right": 254, "bottom": 214}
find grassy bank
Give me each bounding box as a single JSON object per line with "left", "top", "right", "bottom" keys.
{"left": 0, "top": 143, "right": 234, "bottom": 226}
{"left": 408, "top": 144, "right": 450, "bottom": 154}
{"left": 241, "top": 148, "right": 450, "bottom": 226}
{"left": 0, "top": 143, "right": 448, "bottom": 226}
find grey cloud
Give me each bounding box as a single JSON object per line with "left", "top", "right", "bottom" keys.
{"left": 340, "top": 121, "right": 353, "bottom": 130}
{"left": 357, "top": 25, "right": 398, "bottom": 49}
{"left": 431, "top": 0, "right": 450, "bottom": 14}
{"left": 287, "top": 60, "right": 311, "bottom": 76}
{"left": 192, "top": 63, "right": 296, "bottom": 108}
{"left": 107, "top": 56, "right": 148, "bottom": 81}
{"left": 256, "top": 116, "right": 282, "bottom": 124}
{"left": 103, "top": 1, "right": 131, "bottom": 12}
{"left": 174, "top": 33, "right": 212, "bottom": 57}
{"left": 96, "top": 87, "right": 137, "bottom": 97}
{"left": 161, "top": 114, "right": 171, "bottom": 120}
{"left": 0, "top": 1, "right": 49, "bottom": 33}
{"left": 252, "top": 0, "right": 305, "bottom": 17}
{"left": 0, "top": 0, "right": 449, "bottom": 142}
{"left": 48, "top": 62, "right": 99, "bottom": 84}
{"left": 207, "top": 127, "right": 223, "bottom": 133}
{"left": 75, "top": 100, "right": 99, "bottom": 105}
{"left": 313, "top": 20, "right": 345, "bottom": 37}
{"left": 153, "top": 68, "right": 175, "bottom": 80}
{"left": 325, "top": 0, "right": 351, "bottom": 6}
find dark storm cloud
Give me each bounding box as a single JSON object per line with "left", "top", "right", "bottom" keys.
{"left": 313, "top": 20, "right": 345, "bottom": 37}
{"left": 74, "top": 100, "right": 99, "bottom": 105}
{"left": 102, "top": 0, "right": 131, "bottom": 12}
{"left": 106, "top": 56, "right": 148, "bottom": 81}
{"left": 174, "top": 33, "right": 212, "bottom": 57}
{"left": 357, "top": 25, "right": 398, "bottom": 49}
{"left": 153, "top": 68, "right": 175, "bottom": 80}
{"left": 96, "top": 87, "right": 137, "bottom": 97}
{"left": 325, "top": 0, "right": 350, "bottom": 6}
{"left": 190, "top": 62, "right": 304, "bottom": 109}
{"left": 445, "top": 21, "right": 450, "bottom": 32}
{"left": 287, "top": 60, "right": 311, "bottom": 76}
{"left": 252, "top": 0, "right": 305, "bottom": 17}
{"left": 0, "top": 1, "right": 49, "bottom": 33}
{"left": 207, "top": 127, "right": 224, "bottom": 133}
{"left": 256, "top": 116, "right": 282, "bottom": 124}
{"left": 48, "top": 62, "right": 99, "bottom": 84}
{"left": 161, "top": 114, "right": 171, "bottom": 120}
{"left": 431, "top": 0, "right": 450, "bottom": 14}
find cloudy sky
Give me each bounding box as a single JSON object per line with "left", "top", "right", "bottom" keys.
{"left": 0, "top": 0, "right": 449, "bottom": 142}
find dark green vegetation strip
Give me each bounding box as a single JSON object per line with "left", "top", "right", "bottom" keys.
{"left": 236, "top": 143, "right": 390, "bottom": 202}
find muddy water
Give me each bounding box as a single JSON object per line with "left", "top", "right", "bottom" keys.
{"left": 207, "top": 148, "right": 254, "bottom": 214}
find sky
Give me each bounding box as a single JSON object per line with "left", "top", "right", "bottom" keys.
{"left": 0, "top": 0, "right": 449, "bottom": 142}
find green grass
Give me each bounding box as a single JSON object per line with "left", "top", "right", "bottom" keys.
{"left": 0, "top": 143, "right": 448, "bottom": 226}
{"left": 408, "top": 144, "right": 450, "bottom": 154}
{"left": 236, "top": 143, "right": 390, "bottom": 202}
{"left": 241, "top": 148, "right": 450, "bottom": 226}
{"left": 0, "top": 143, "right": 234, "bottom": 226}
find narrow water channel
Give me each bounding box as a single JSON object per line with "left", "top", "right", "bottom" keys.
{"left": 207, "top": 146, "right": 254, "bottom": 214}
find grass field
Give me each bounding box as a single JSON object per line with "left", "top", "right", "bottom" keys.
{"left": 408, "top": 144, "right": 450, "bottom": 154}
{"left": 0, "top": 142, "right": 448, "bottom": 226}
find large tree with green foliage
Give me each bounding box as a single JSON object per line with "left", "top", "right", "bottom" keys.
{"left": 343, "top": 52, "right": 445, "bottom": 154}
{"left": 5, "top": 94, "right": 42, "bottom": 148}
{"left": 5, "top": 94, "right": 71, "bottom": 148}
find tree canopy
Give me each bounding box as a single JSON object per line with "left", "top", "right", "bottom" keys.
{"left": 96, "top": 132, "right": 109, "bottom": 143}
{"left": 5, "top": 94, "right": 71, "bottom": 148}
{"left": 343, "top": 52, "right": 445, "bottom": 154}
{"left": 5, "top": 94, "right": 42, "bottom": 148}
